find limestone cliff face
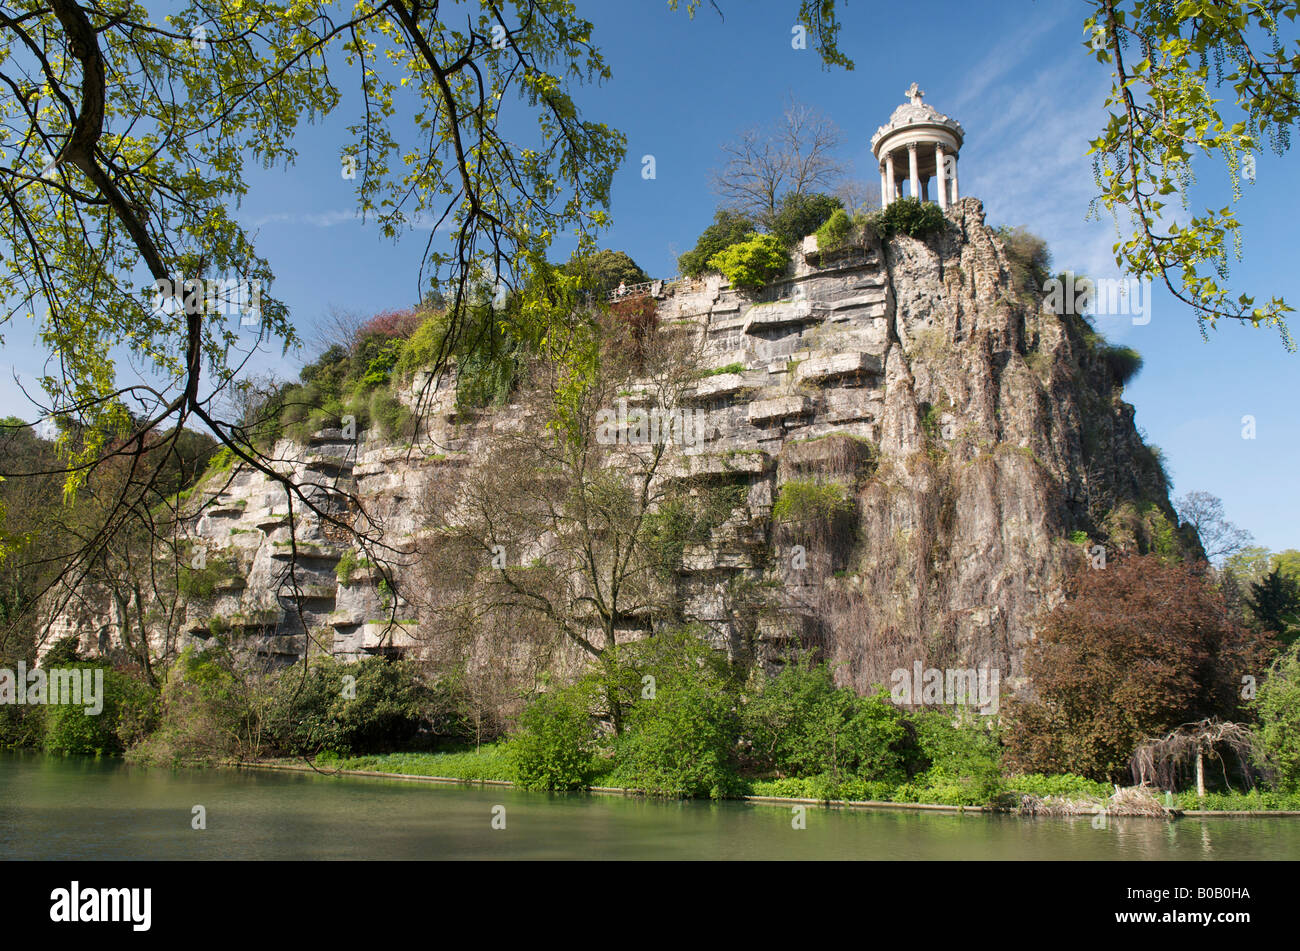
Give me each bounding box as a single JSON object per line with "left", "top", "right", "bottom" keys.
{"left": 44, "top": 199, "right": 1178, "bottom": 695}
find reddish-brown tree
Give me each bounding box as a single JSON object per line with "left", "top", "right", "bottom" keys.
{"left": 1006, "top": 555, "right": 1274, "bottom": 782}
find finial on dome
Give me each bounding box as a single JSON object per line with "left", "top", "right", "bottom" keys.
{"left": 906, "top": 82, "right": 924, "bottom": 105}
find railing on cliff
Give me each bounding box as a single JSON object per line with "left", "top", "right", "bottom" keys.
{"left": 602, "top": 276, "right": 707, "bottom": 303}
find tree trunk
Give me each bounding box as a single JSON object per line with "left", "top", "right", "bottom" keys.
{"left": 1196, "top": 748, "right": 1205, "bottom": 798}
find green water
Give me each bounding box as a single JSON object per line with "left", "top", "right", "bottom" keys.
{"left": 1, "top": 753, "right": 1297, "bottom": 860}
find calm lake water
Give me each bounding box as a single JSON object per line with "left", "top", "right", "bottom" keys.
{"left": 2, "top": 752, "right": 1297, "bottom": 860}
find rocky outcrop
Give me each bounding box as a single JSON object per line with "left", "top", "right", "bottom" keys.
{"left": 44, "top": 199, "right": 1179, "bottom": 697}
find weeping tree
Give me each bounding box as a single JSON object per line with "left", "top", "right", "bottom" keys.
{"left": 1130, "top": 717, "right": 1260, "bottom": 796}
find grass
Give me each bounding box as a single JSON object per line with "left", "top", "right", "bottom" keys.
{"left": 698, "top": 362, "right": 746, "bottom": 378}
{"left": 1175, "top": 789, "right": 1300, "bottom": 812}
{"left": 297, "top": 748, "right": 1300, "bottom": 812}
{"left": 318, "top": 744, "right": 515, "bottom": 783}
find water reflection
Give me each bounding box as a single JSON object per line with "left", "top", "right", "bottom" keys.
{"left": 0, "top": 753, "right": 1295, "bottom": 860}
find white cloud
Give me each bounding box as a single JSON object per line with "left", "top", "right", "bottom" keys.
{"left": 250, "top": 209, "right": 363, "bottom": 228}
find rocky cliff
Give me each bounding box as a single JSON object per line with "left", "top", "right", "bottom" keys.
{"left": 43, "top": 198, "right": 1182, "bottom": 696}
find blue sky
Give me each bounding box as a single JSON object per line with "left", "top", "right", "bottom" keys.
{"left": 1, "top": 0, "right": 1295, "bottom": 551}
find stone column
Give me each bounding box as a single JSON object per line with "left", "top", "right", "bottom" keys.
{"left": 885, "top": 152, "right": 896, "bottom": 208}
{"left": 908, "top": 143, "right": 920, "bottom": 201}
{"left": 880, "top": 164, "right": 889, "bottom": 210}
{"left": 950, "top": 155, "right": 959, "bottom": 202}
{"left": 934, "top": 144, "right": 947, "bottom": 211}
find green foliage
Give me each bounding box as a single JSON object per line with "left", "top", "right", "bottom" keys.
{"left": 366, "top": 388, "right": 412, "bottom": 439}
{"left": 326, "top": 744, "right": 513, "bottom": 782}
{"left": 1069, "top": 530, "right": 1090, "bottom": 545}
{"left": 644, "top": 485, "right": 747, "bottom": 579}
{"left": 358, "top": 339, "right": 403, "bottom": 391}
{"left": 335, "top": 550, "right": 372, "bottom": 584}
{"left": 1248, "top": 568, "right": 1300, "bottom": 643}
{"left": 1175, "top": 788, "right": 1300, "bottom": 812}
{"left": 907, "top": 709, "right": 1006, "bottom": 803}
{"left": 0, "top": 701, "right": 44, "bottom": 751}
{"left": 700, "top": 362, "right": 746, "bottom": 377}
{"left": 127, "top": 646, "right": 259, "bottom": 765}
{"left": 177, "top": 549, "right": 239, "bottom": 600}
{"left": 1003, "top": 772, "right": 1112, "bottom": 799}
{"left": 40, "top": 636, "right": 83, "bottom": 667}
{"left": 874, "top": 197, "right": 947, "bottom": 239}
{"left": 1254, "top": 647, "right": 1300, "bottom": 792}
{"left": 565, "top": 249, "right": 649, "bottom": 295}
{"left": 744, "top": 655, "right": 908, "bottom": 784}
{"left": 678, "top": 209, "right": 759, "bottom": 277}
{"left": 747, "top": 774, "right": 897, "bottom": 802}
{"left": 393, "top": 311, "right": 450, "bottom": 380}
{"left": 772, "top": 479, "right": 854, "bottom": 526}
{"left": 608, "top": 632, "right": 743, "bottom": 799}
{"left": 707, "top": 233, "right": 789, "bottom": 290}
{"left": 264, "top": 656, "right": 440, "bottom": 756}
{"left": 42, "top": 665, "right": 158, "bottom": 756}
{"left": 771, "top": 192, "right": 844, "bottom": 247}
{"left": 1082, "top": 0, "right": 1294, "bottom": 345}
{"left": 508, "top": 680, "right": 600, "bottom": 791}
{"left": 815, "top": 208, "right": 855, "bottom": 254}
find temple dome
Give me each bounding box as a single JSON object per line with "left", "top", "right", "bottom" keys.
{"left": 870, "top": 83, "right": 964, "bottom": 157}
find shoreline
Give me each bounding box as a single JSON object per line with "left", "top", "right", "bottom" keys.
{"left": 238, "top": 760, "right": 1300, "bottom": 818}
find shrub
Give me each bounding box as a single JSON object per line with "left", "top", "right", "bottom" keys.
{"left": 771, "top": 192, "right": 844, "bottom": 247}
{"left": 604, "top": 628, "right": 744, "bottom": 799}
{"left": 1255, "top": 646, "right": 1300, "bottom": 791}
{"left": 358, "top": 338, "right": 403, "bottom": 391}
{"left": 357, "top": 308, "right": 424, "bottom": 342}
{"left": 611, "top": 673, "right": 742, "bottom": 799}
{"left": 744, "top": 655, "right": 908, "bottom": 784}
{"left": 336, "top": 550, "right": 359, "bottom": 584}
{"left": 1004, "top": 772, "right": 1112, "bottom": 799}
{"left": 0, "top": 706, "right": 44, "bottom": 749}
{"left": 875, "top": 197, "right": 947, "bottom": 239}
{"left": 264, "top": 655, "right": 440, "bottom": 756}
{"left": 678, "top": 209, "right": 759, "bottom": 277}
{"left": 394, "top": 311, "right": 450, "bottom": 379}
{"left": 815, "top": 208, "right": 854, "bottom": 254}
{"left": 772, "top": 479, "right": 854, "bottom": 526}
{"left": 748, "top": 774, "right": 897, "bottom": 802}
{"left": 329, "top": 745, "right": 514, "bottom": 782}
{"left": 127, "top": 646, "right": 261, "bottom": 765}
{"left": 708, "top": 233, "right": 789, "bottom": 290}
{"left": 906, "top": 709, "right": 1005, "bottom": 802}
{"left": 367, "top": 388, "right": 411, "bottom": 438}
{"left": 43, "top": 664, "right": 159, "bottom": 756}
{"left": 508, "top": 680, "right": 600, "bottom": 791}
